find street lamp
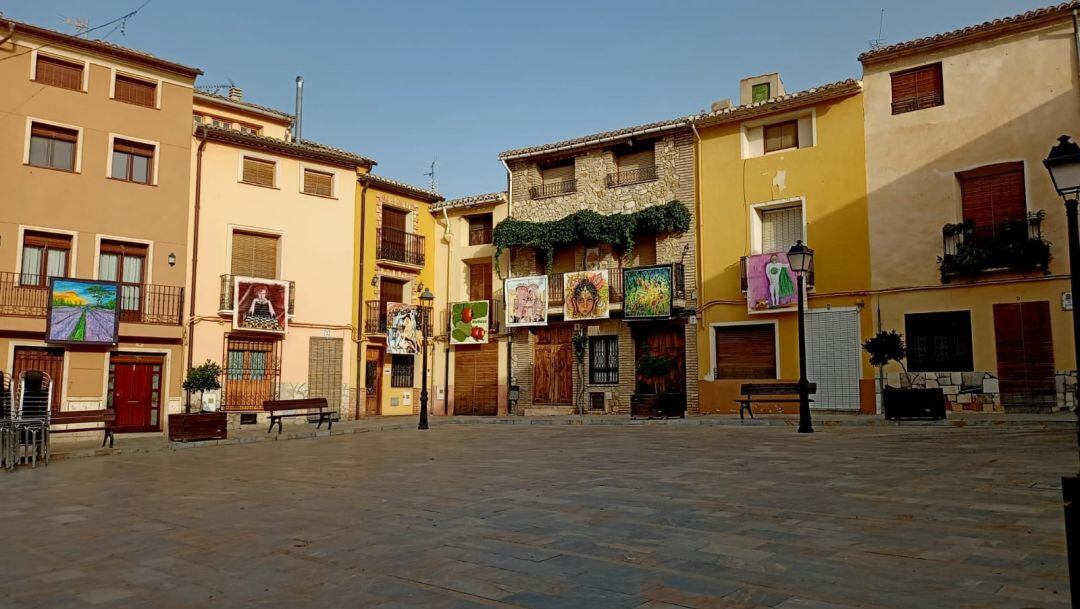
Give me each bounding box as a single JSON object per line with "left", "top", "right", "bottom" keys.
{"left": 418, "top": 288, "right": 435, "bottom": 430}
{"left": 787, "top": 240, "right": 814, "bottom": 434}
{"left": 1043, "top": 134, "right": 1080, "bottom": 602}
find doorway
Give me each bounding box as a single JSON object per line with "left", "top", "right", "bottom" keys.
{"left": 994, "top": 301, "right": 1055, "bottom": 410}
{"left": 454, "top": 342, "right": 499, "bottom": 415}
{"left": 12, "top": 346, "right": 65, "bottom": 412}
{"left": 108, "top": 354, "right": 164, "bottom": 432}
{"left": 364, "top": 347, "right": 383, "bottom": 416}
{"left": 533, "top": 325, "right": 573, "bottom": 404}
{"left": 805, "top": 308, "right": 861, "bottom": 410}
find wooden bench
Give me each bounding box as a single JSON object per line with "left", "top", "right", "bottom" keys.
{"left": 262, "top": 398, "right": 334, "bottom": 435}
{"left": 734, "top": 382, "right": 817, "bottom": 420}
{"left": 50, "top": 409, "right": 116, "bottom": 448}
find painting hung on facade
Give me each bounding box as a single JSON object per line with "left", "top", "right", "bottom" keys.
{"left": 450, "top": 300, "right": 489, "bottom": 344}
{"left": 45, "top": 278, "right": 119, "bottom": 345}
{"left": 563, "top": 270, "right": 610, "bottom": 320}
{"left": 233, "top": 277, "right": 289, "bottom": 333}
{"left": 623, "top": 265, "right": 673, "bottom": 319}
{"left": 505, "top": 275, "right": 548, "bottom": 327}
{"left": 386, "top": 302, "right": 421, "bottom": 354}
{"left": 745, "top": 253, "right": 798, "bottom": 313}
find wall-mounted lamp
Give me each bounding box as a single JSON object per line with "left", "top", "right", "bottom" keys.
{"left": 416, "top": 281, "right": 425, "bottom": 294}
{"left": 168, "top": 252, "right": 176, "bottom": 267}
{"left": 370, "top": 275, "right": 379, "bottom": 287}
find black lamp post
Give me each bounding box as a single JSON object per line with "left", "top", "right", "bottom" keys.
{"left": 1043, "top": 134, "right": 1080, "bottom": 603}
{"left": 418, "top": 288, "right": 434, "bottom": 430}
{"left": 787, "top": 240, "right": 814, "bottom": 434}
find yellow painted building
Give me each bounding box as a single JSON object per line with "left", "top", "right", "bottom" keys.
{"left": 354, "top": 174, "right": 442, "bottom": 417}
{"left": 695, "top": 75, "right": 876, "bottom": 414}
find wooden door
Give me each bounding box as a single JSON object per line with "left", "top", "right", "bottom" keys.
{"left": 454, "top": 342, "right": 498, "bottom": 415}
{"left": 382, "top": 207, "right": 408, "bottom": 259}
{"left": 364, "top": 347, "right": 382, "bottom": 416}
{"left": 110, "top": 356, "right": 162, "bottom": 432}
{"left": 12, "top": 346, "right": 64, "bottom": 413}
{"left": 994, "top": 301, "right": 1055, "bottom": 410}
{"left": 534, "top": 326, "right": 573, "bottom": 404}
{"left": 468, "top": 261, "right": 493, "bottom": 301}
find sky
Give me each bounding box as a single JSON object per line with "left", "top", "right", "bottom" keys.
{"left": 3, "top": 0, "right": 1046, "bottom": 198}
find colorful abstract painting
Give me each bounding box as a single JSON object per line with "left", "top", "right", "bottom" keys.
{"left": 623, "top": 265, "right": 673, "bottom": 319}
{"left": 386, "top": 302, "right": 421, "bottom": 354}
{"left": 504, "top": 276, "right": 548, "bottom": 327}
{"left": 46, "top": 278, "right": 119, "bottom": 345}
{"left": 563, "top": 270, "right": 610, "bottom": 320}
{"left": 450, "top": 300, "right": 489, "bottom": 344}
{"left": 746, "top": 253, "right": 798, "bottom": 313}
{"left": 233, "top": 277, "right": 289, "bottom": 333}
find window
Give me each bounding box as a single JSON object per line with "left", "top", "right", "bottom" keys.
{"left": 231, "top": 231, "right": 279, "bottom": 279}
{"left": 468, "top": 260, "right": 493, "bottom": 300}
{"left": 35, "top": 55, "right": 83, "bottom": 91}
{"left": 391, "top": 354, "right": 414, "bottom": 387}
{"left": 20, "top": 232, "right": 71, "bottom": 286}
{"left": 114, "top": 74, "right": 156, "bottom": 107}
{"left": 211, "top": 117, "right": 232, "bottom": 129}
{"left": 192, "top": 114, "right": 205, "bottom": 126}
{"left": 713, "top": 324, "right": 776, "bottom": 379}
{"left": 589, "top": 336, "right": 619, "bottom": 384}
{"left": 302, "top": 168, "right": 333, "bottom": 197}
{"left": 763, "top": 120, "right": 799, "bottom": 153}
{"left": 223, "top": 335, "right": 280, "bottom": 410}
{"left": 111, "top": 139, "right": 154, "bottom": 184}
{"left": 541, "top": 160, "right": 574, "bottom": 184}
{"left": 608, "top": 144, "right": 658, "bottom": 186}
{"left": 891, "top": 63, "right": 943, "bottom": 114}
{"left": 99, "top": 241, "right": 147, "bottom": 322}
{"left": 752, "top": 82, "right": 771, "bottom": 103}
{"left": 239, "top": 124, "right": 262, "bottom": 136}
{"left": 759, "top": 205, "right": 803, "bottom": 253}
{"left": 467, "top": 213, "right": 493, "bottom": 245}
{"left": 957, "top": 162, "right": 1026, "bottom": 227}
{"left": 242, "top": 156, "right": 275, "bottom": 187}
{"left": 905, "top": 311, "right": 973, "bottom": 372}
{"left": 28, "top": 122, "right": 77, "bottom": 171}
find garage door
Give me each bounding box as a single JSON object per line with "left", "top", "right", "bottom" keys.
{"left": 454, "top": 342, "right": 499, "bottom": 415}
{"left": 806, "top": 308, "right": 861, "bottom": 410}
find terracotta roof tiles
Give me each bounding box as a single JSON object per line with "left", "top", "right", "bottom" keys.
{"left": 432, "top": 191, "right": 507, "bottom": 211}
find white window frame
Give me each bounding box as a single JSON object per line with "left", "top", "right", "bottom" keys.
{"left": 749, "top": 197, "right": 807, "bottom": 255}
{"left": 23, "top": 116, "right": 84, "bottom": 173}
{"left": 106, "top": 133, "right": 160, "bottom": 186}
{"left": 14, "top": 225, "right": 80, "bottom": 286}
{"left": 30, "top": 50, "right": 89, "bottom": 92}
{"left": 92, "top": 234, "right": 155, "bottom": 285}
{"left": 237, "top": 153, "right": 280, "bottom": 189}
{"left": 741, "top": 108, "right": 817, "bottom": 159}
{"left": 109, "top": 68, "right": 162, "bottom": 109}
{"left": 706, "top": 320, "right": 780, "bottom": 382}
{"left": 299, "top": 164, "right": 337, "bottom": 199}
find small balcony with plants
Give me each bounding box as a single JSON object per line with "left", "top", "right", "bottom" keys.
{"left": 938, "top": 211, "right": 1051, "bottom": 282}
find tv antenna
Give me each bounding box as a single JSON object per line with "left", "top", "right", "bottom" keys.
{"left": 196, "top": 79, "right": 237, "bottom": 95}
{"left": 62, "top": 17, "right": 91, "bottom": 35}
{"left": 869, "top": 9, "right": 887, "bottom": 50}
{"left": 423, "top": 157, "right": 438, "bottom": 192}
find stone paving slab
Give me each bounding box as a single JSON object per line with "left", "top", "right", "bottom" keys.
{"left": 0, "top": 425, "right": 1073, "bottom": 608}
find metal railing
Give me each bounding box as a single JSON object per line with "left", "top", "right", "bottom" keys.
{"left": 940, "top": 212, "right": 1048, "bottom": 279}
{"left": 377, "top": 227, "right": 426, "bottom": 266}
{"left": 606, "top": 165, "right": 658, "bottom": 188}
{"left": 364, "top": 300, "right": 434, "bottom": 336}
{"left": 219, "top": 275, "right": 295, "bottom": 315}
{"left": 740, "top": 255, "right": 815, "bottom": 293}
{"left": 545, "top": 263, "right": 685, "bottom": 308}
{"left": 0, "top": 272, "right": 183, "bottom": 324}
{"left": 528, "top": 179, "right": 577, "bottom": 200}
{"left": 469, "top": 226, "right": 493, "bottom": 246}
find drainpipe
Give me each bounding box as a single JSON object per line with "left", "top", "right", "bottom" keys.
{"left": 500, "top": 160, "right": 514, "bottom": 414}
{"left": 0, "top": 20, "right": 14, "bottom": 47}
{"left": 355, "top": 178, "right": 369, "bottom": 418}
{"left": 185, "top": 126, "right": 210, "bottom": 412}
{"left": 1074, "top": 10, "right": 1080, "bottom": 84}
{"left": 442, "top": 207, "right": 452, "bottom": 416}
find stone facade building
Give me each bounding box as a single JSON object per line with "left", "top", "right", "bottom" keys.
{"left": 499, "top": 120, "right": 698, "bottom": 416}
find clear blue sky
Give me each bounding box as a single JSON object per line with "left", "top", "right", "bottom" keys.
{"left": 4, "top": 0, "right": 1044, "bottom": 198}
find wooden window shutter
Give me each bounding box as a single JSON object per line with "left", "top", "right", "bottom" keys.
{"left": 764, "top": 120, "right": 799, "bottom": 153}
{"left": 231, "top": 231, "right": 278, "bottom": 278}
{"left": 714, "top": 324, "right": 777, "bottom": 379}
{"left": 243, "top": 157, "right": 276, "bottom": 187}
{"left": 541, "top": 162, "right": 575, "bottom": 184}
{"left": 113, "top": 139, "right": 155, "bottom": 157}
{"left": 114, "top": 74, "right": 156, "bottom": 107}
{"left": 24, "top": 231, "right": 72, "bottom": 250}
{"left": 468, "top": 261, "right": 493, "bottom": 300}
{"left": 617, "top": 148, "right": 655, "bottom": 171}
{"left": 382, "top": 207, "right": 408, "bottom": 231}
{"left": 36, "top": 55, "right": 83, "bottom": 90}
{"left": 891, "top": 63, "right": 943, "bottom": 114}
{"left": 31, "top": 123, "right": 78, "bottom": 143}
{"left": 958, "top": 162, "right": 1026, "bottom": 226}
{"left": 303, "top": 169, "right": 333, "bottom": 197}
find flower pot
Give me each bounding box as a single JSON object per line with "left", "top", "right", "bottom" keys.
{"left": 630, "top": 394, "right": 660, "bottom": 419}
{"left": 882, "top": 387, "right": 946, "bottom": 420}
{"left": 168, "top": 412, "right": 228, "bottom": 442}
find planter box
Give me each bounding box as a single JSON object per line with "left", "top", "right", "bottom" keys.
{"left": 882, "top": 387, "right": 946, "bottom": 420}
{"left": 168, "top": 412, "right": 228, "bottom": 442}
{"left": 630, "top": 393, "right": 686, "bottom": 419}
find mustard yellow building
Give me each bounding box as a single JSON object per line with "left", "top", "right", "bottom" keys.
{"left": 354, "top": 174, "right": 442, "bottom": 417}
{"left": 694, "top": 75, "right": 876, "bottom": 414}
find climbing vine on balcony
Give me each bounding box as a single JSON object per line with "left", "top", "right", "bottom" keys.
{"left": 492, "top": 200, "right": 691, "bottom": 275}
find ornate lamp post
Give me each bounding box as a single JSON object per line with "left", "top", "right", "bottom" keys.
{"left": 418, "top": 288, "right": 435, "bottom": 430}
{"left": 787, "top": 240, "right": 814, "bottom": 434}
{"left": 1043, "top": 135, "right": 1080, "bottom": 602}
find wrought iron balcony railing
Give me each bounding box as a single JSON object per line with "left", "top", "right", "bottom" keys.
{"left": 0, "top": 272, "right": 183, "bottom": 325}
{"left": 377, "top": 227, "right": 426, "bottom": 266}
{"left": 364, "top": 300, "right": 434, "bottom": 336}
{"left": 606, "top": 165, "right": 658, "bottom": 188}
{"left": 740, "top": 256, "right": 815, "bottom": 293}
{"left": 546, "top": 263, "right": 685, "bottom": 307}
{"left": 528, "top": 179, "right": 577, "bottom": 200}
{"left": 939, "top": 211, "right": 1050, "bottom": 281}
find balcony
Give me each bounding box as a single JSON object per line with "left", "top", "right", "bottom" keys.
{"left": 546, "top": 263, "right": 685, "bottom": 307}
{"left": 606, "top": 165, "right": 658, "bottom": 188}
{"left": 0, "top": 272, "right": 184, "bottom": 325}
{"left": 364, "top": 300, "right": 434, "bottom": 336}
{"left": 219, "top": 274, "right": 295, "bottom": 315}
{"left": 377, "top": 227, "right": 426, "bottom": 267}
{"left": 740, "top": 256, "right": 815, "bottom": 292}
{"left": 528, "top": 179, "right": 577, "bottom": 200}
{"left": 939, "top": 211, "right": 1050, "bottom": 281}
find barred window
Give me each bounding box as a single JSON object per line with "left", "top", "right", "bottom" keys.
{"left": 391, "top": 354, "right": 414, "bottom": 388}
{"left": 589, "top": 336, "right": 619, "bottom": 384}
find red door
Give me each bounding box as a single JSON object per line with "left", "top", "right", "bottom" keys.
{"left": 993, "top": 301, "right": 1055, "bottom": 410}
{"left": 110, "top": 355, "right": 163, "bottom": 432}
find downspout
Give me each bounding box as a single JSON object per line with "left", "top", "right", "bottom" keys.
{"left": 442, "top": 207, "right": 452, "bottom": 416}
{"left": 1074, "top": 10, "right": 1080, "bottom": 81}
{"left": 355, "top": 178, "right": 370, "bottom": 418}
{"left": 185, "top": 126, "right": 210, "bottom": 412}
{"left": 500, "top": 160, "right": 514, "bottom": 415}
{"left": 0, "top": 20, "right": 15, "bottom": 47}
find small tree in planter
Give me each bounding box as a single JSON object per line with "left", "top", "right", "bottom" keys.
{"left": 863, "top": 331, "right": 945, "bottom": 420}
{"left": 572, "top": 332, "right": 589, "bottom": 415}
{"left": 632, "top": 349, "right": 679, "bottom": 419}
{"left": 183, "top": 360, "right": 222, "bottom": 413}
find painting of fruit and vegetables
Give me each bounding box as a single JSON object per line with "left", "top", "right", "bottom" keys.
{"left": 623, "top": 265, "right": 674, "bottom": 319}
{"left": 450, "top": 300, "right": 489, "bottom": 345}
{"left": 45, "top": 278, "right": 120, "bottom": 345}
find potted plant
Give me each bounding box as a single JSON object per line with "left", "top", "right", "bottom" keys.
{"left": 572, "top": 331, "right": 589, "bottom": 415}
{"left": 631, "top": 348, "right": 684, "bottom": 419}
{"left": 170, "top": 360, "right": 228, "bottom": 441}
{"left": 863, "top": 331, "right": 946, "bottom": 420}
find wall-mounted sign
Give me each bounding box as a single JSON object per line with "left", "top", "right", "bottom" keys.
{"left": 386, "top": 302, "right": 421, "bottom": 354}
{"left": 564, "top": 270, "right": 610, "bottom": 321}
{"left": 233, "top": 277, "right": 289, "bottom": 333}
{"left": 623, "top": 265, "right": 674, "bottom": 319}
{"left": 450, "top": 300, "right": 489, "bottom": 344}
{"left": 45, "top": 278, "right": 120, "bottom": 345}
{"left": 1064, "top": 291, "right": 1073, "bottom": 311}
{"left": 505, "top": 275, "right": 548, "bottom": 327}
{"left": 745, "top": 253, "right": 797, "bottom": 314}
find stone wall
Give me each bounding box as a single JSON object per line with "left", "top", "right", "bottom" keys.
{"left": 1056, "top": 370, "right": 1077, "bottom": 411}
{"left": 884, "top": 371, "right": 1001, "bottom": 413}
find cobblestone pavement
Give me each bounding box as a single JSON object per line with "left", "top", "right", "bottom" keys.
{"left": 0, "top": 425, "right": 1073, "bottom": 608}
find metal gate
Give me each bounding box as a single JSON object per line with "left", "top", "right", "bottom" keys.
{"left": 805, "top": 308, "right": 861, "bottom": 410}
{"left": 222, "top": 334, "right": 281, "bottom": 410}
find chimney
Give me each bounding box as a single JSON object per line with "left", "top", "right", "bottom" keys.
{"left": 710, "top": 99, "right": 732, "bottom": 113}
{"left": 739, "top": 73, "right": 785, "bottom": 106}
{"left": 294, "top": 76, "right": 304, "bottom": 143}
{"left": 227, "top": 86, "right": 243, "bottom": 101}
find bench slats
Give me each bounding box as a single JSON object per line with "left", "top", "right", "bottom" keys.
{"left": 739, "top": 383, "right": 817, "bottom": 396}
{"left": 263, "top": 398, "right": 328, "bottom": 412}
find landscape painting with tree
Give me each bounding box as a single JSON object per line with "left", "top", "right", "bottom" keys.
{"left": 386, "top": 302, "right": 420, "bottom": 355}
{"left": 563, "top": 270, "right": 610, "bottom": 321}
{"left": 504, "top": 275, "right": 548, "bottom": 327}
{"left": 46, "top": 278, "right": 119, "bottom": 345}
{"left": 623, "top": 265, "right": 673, "bottom": 319}
{"left": 450, "top": 300, "right": 489, "bottom": 344}
{"left": 233, "top": 277, "right": 289, "bottom": 333}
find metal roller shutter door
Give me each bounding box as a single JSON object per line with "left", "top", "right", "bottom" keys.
{"left": 805, "top": 309, "right": 861, "bottom": 410}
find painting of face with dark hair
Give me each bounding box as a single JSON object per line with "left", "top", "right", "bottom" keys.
{"left": 563, "top": 270, "right": 609, "bottom": 320}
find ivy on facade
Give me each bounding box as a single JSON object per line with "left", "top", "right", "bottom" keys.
{"left": 492, "top": 200, "right": 691, "bottom": 274}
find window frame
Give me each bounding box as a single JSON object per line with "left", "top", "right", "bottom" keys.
{"left": 240, "top": 155, "right": 277, "bottom": 188}
{"left": 750, "top": 198, "right": 806, "bottom": 255}
{"left": 890, "top": 62, "right": 944, "bottom": 115}
{"left": 19, "top": 231, "right": 73, "bottom": 287}
{"left": 301, "top": 167, "right": 335, "bottom": 198}
{"left": 904, "top": 311, "right": 974, "bottom": 372}
{"left": 390, "top": 354, "right": 414, "bottom": 388}
{"left": 33, "top": 52, "right": 86, "bottom": 92}
{"left": 588, "top": 336, "right": 619, "bottom": 385}
{"left": 467, "top": 213, "right": 494, "bottom": 246}
{"left": 763, "top": 119, "right": 799, "bottom": 154}
{"left": 709, "top": 321, "right": 779, "bottom": 381}
{"left": 109, "top": 135, "right": 157, "bottom": 185}
{"left": 111, "top": 71, "right": 158, "bottom": 108}
{"left": 751, "top": 82, "right": 771, "bottom": 103}
{"left": 26, "top": 119, "right": 80, "bottom": 173}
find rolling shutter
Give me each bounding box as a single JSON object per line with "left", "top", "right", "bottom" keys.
{"left": 36, "top": 55, "right": 83, "bottom": 90}
{"left": 114, "top": 74, "right": 156, "bottom": 107}
{"left": 958, "top": 162, "right": 1026, "bottom": 227}
{"left": 231, "top": 231, "right": 278, "bottom": 279}
{"left": 454, "top": 342, "right": 499, "bottom": 415}
{"left": 541, "top": 162, "right": 575, "bottom": 184}
{"left": 242, "top": 157, "right": 275, "bottom": 187}
{"left": 891, "top": 63, "right": 943, "bottom": 114}
{"left": 994, "top": 301, "right": 1055, "bottom": 409}
{"left": 760, "top": 206, "right": 802, "bottom": 254}
{"left": 303, "top": 169, "right": 333, "bottom": 197}
{"left": 714, "top": 324, "right": 776, "bottom": 379}
{"left": 806, "top": 309, "right": 861, "bottom": 410}
{"left": 468, "top": 261, "right": 493, "bottom": 300}
{"left": 308, "top": 337, "right": 343, "bottom": 411}
{"left": 617, "top": 148, "right": 655, "bottom": 171}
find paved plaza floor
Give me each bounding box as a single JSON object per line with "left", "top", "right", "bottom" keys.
{"left": 0, "top": 424, "right": 1074, "bottom": 608}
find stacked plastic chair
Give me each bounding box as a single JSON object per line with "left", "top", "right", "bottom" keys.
{"left": 13, "top": 371, "right": 52, "bottom": 468}
{"left": 0, "top": 372, "right": 12, "bottom": 471}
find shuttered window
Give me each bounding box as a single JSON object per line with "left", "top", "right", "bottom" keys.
{"left": 114, "top": 74, "right": 156, "bottom": 107}
{"left": 891, "top": 63, "right": 943, "bottom": 114}
{"left": 958, "top": 162, "right": 1026, "bottom": 227}
{"left": 714, "top": 324, "right": 776, "bottom": 379}
{"left": 111, "top": 139, "right": 154, "bottom": 184}
{"left": 764, "top": 120, "right": 799, "bottom": 153}
{"left": 242, "top": 156, "right": 276, "bottom": 187}
{"left": 231, "top": 231, "right": 279, "bottom": 279}
{"left": 391, "top": 354, "right": 414, "bottom": 388}
{"left": 308, "top": 337, "right": 343, "bottom": 411}
{"left": 35, "top": 55, "right": 83, "bottom": 90}
{"left": 20, "top": 232, "right": 71, "bottom": 286}
{"left": 760, "top": 205, "right": 803, "bottom": 254}
{"left": 468, "top": 214, "right": 493, "bottom": 245}
{"left": 468, "top": 261, "right": 493, "bottom": 300}
{"left": 541, "top": 161, "right": 575, "bottom": 184}
{"left": 589, "top": 336, "right": 619, "bottom": 384}
{"left": 616, "top": 147, "right": 655, "bottom": 171}
{"left": 303, "top": 168, "right": 333, "bottom": 197}
{"left": 905, "top": 311, "right": 973, "bottom": 372}
{"left": 28, "top": 122, "right": 77, "bottom": 171}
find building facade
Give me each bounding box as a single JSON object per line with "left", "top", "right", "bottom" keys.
{"left": 0, "top": 19, "right": 200, "bottom": 434}
{"left": 431, "top": 192, "right": 511, "bottom": 416}
{"left": 860, "top": 4, "right": 1079, "bottom": 412}
{"left": 694, "top": 76, "right": 876, "bottom": 414}
{"left": 499, "top": 121, "right": 699, "bottom": 416}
